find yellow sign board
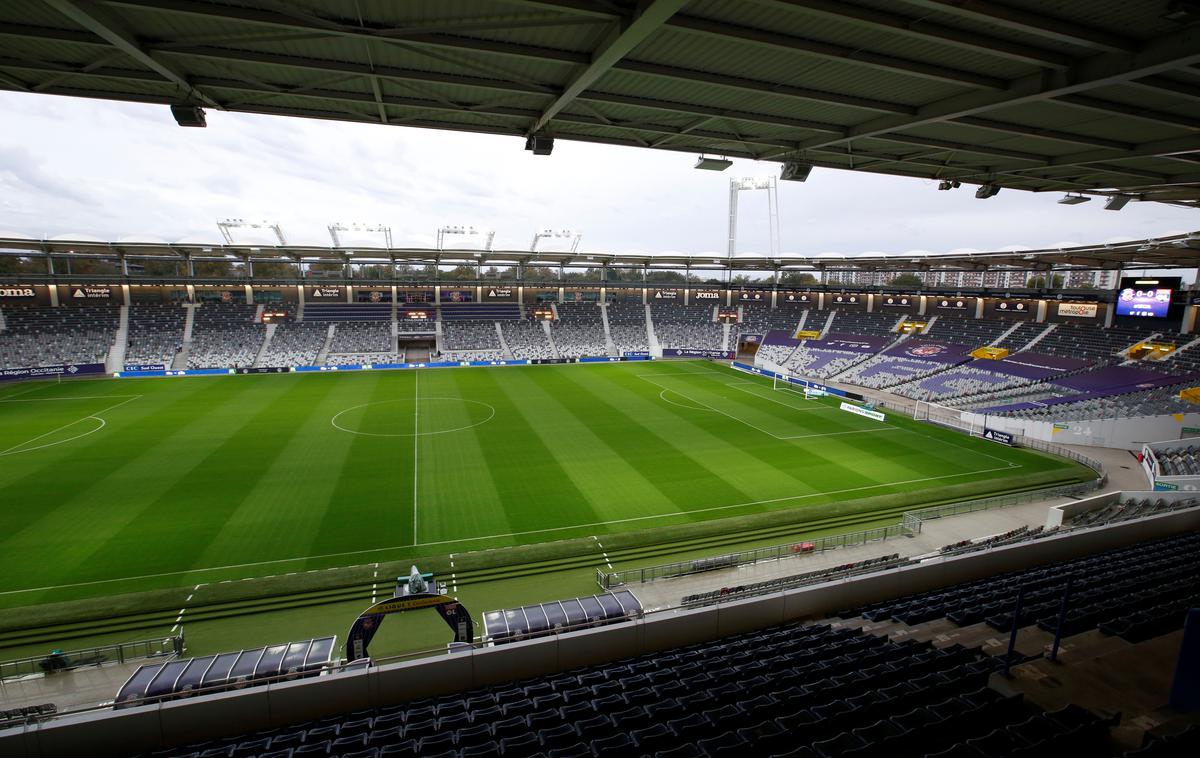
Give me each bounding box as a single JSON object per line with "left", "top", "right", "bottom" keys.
{"left": 898, "top": 321, "right": 927, "bottom": 334}
{"left": 1180, "top": 387, "right": 1200, "bottom": 405}
{"left": 971, "top": 346, "right": 1010, "bottom": 360}
{"left": 795, "top": 330, "right": 821, "bottom": 339}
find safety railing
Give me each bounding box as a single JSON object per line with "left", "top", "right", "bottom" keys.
{"left": 0, "top": 635, "right": 184, "bottom": 681}
{"left": 596, "top": 523, "right": 905, "bottom": 589}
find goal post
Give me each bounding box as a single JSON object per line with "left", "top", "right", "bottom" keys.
{"left": 913, "top": 399, "right": 983, "bottom": 435}
{"left": 772, "top": 371, "right": 824, "bottom": 400}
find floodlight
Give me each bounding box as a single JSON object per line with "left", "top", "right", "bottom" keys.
{"left": 525, "top": 135, "right": 554, "bottom": 155}
{"left": 975, "top": 184, "right": 1000, "bottom": 199}
{"left": 1058, "top": 193, "right": 1091, "bottom": 205}
{"left": 1105, "top": 195, "right": 1132, "bottom": 211}
{"left": 170, "top": 104, "right": 206, "bottom": 127}
{"left": 694, "top": 155, "right": 732, "bottom": 171}
{"left": 780, "top": 162, "right": 813, "bottom": 182}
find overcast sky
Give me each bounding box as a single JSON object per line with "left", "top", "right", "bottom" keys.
{"left": 0, "top": 90, "right": 1196, "bottom": 258}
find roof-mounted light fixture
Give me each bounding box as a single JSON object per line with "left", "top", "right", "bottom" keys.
{"left": 694, "top": 154, "right": 732, "bottom": 171}
{"left": 1058, "top": 193, "right": 1091, "bottom": 205}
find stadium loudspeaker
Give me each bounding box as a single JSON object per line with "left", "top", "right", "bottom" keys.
{"left": 780, "top": 162, "right": 813, "bottom": 182}
{"left": 975, "top": 183, "right": 1000, "bottom": 199}
{"left": 170, "top": 105, "right": 207, "bottom": 127}
{"left": 1105, "top": 195, "right": 1132, "bottom": 211}
{"left": 525, "top": 135, "right": 554, "bottom": 155}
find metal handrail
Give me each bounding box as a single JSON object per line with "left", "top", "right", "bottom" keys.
{"left": 0, "top": 636, "right": 183, "bottom": 682}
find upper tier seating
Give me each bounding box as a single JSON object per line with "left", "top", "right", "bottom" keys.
{"left": 0, "top": 305, "right": 118, "bottom": 367}
{"left": 925, "top": 315, "right": 1012, "bottom": 346}
{"left": 995, "top": 321, "right": 1047, "bottom": 350}
{"left": 303, "top": 303, "right": 390, "bottom": 322}
{"left": 843, "top": 531, "right": 1200, "bottom": 642}
{"left": 125, "top": 304, "right": 185, "bottom": 366}
{"left": 739, "top": 303, "right": 806, "bottom": 334}
{"left": 551, "top": 303, "right": 606, "bottom": 358}
{"left": 826, "top": 309, "right": 898, "bottom": 336}
{"left": 140, "top": 525, "right": 1200, "bottom": 758}
{"left": 188, "top": 304, "right": 263, "bottom": 368}
{"left": 1034, "top": 323, "right": 1146, "bottom": 363}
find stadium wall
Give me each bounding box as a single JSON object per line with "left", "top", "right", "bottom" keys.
{"left": 965, "top": 410, "right": 1200, "bottom": 451}
{"left": 7, "top": 506, "right": 1200, "bottom": 758}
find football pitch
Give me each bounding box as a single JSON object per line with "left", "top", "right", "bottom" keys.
{"left": 0, "top": 360, "right": 1090, "bottom": 609}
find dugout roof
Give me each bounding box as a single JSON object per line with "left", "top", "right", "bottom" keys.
{"left": 2, "top": 1, "right": 1199, "bottom": 206}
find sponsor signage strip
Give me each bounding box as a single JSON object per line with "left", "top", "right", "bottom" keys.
{"left": 839, "top": 401, "right": 886, "bottom": 422}
{"left": 981, "top": 428, "right": 1015, "bottom": 445}
{"left": 1056, "top": 302, "right": 1099, "bottom": 318}
{"left": 1, "top": 363, "right": 105, "bottom": 381}
{"left": 661, "top": 349, "right": 735, "bottom": 359}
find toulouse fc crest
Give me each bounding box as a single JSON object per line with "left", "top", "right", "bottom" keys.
{"left": 909, "top": 344, "right": 946, "bottom": 357}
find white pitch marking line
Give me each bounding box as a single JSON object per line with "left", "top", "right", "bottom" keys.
{"left": 412, "top": 370, "right": 419, "bottom": 544}
{"left": 0, "top": 394, "right": 139, "bottom": 402}
{"left": 0, "top": 395, "right": 141, "bottom": 456}
{"left": 0, "top": 464, "right": 1022, "bottom": 596}
{"left": 640, "top": 375, "right": 895, "bottom": 441}
{"left": 594, "top": 537, "right": 615, "bottom": 569}
{"left": 723, "top": 382, "right": 841, "bottom": 412}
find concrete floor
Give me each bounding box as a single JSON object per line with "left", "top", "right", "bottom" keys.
{"left": 0, "top": 660, "right": 141, "bottom": 713}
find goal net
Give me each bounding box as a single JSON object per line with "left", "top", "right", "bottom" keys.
{"left": 772, "top": 372, "right": 824, "bottom": 400}
{"left": 913, "top": 400, "right": 983, "bottom": 435}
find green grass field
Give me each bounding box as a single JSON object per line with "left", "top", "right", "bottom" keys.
{"left": 0, "top": 360, "right": 1089, "bottom": 621}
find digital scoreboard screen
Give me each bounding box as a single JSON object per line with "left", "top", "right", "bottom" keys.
{"left": 1116, "top": 277, "right": 1178, "bottom": 318}
{"left": 532, "top": 307, "right": 555, "bottom": 321}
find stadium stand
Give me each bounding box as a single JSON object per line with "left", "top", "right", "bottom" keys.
{"left": 550, "top": 303, "right": 607, "bottom": 358}
{"left": 329, "top": 321, "right": 392, "bottom": 354}
{"left": 652, "top": 302, "right": 723, "bottom": 351}
{"left": 124, "top": 304, "right": 185, "bottom": 367}
{"left": 825, "top": 309, "right": 898, "bottom": 337}
{"left": 502, "top": 318, "right": 555, "bottom": 360}
{"left": 0, "top": 305, "right": 117, "bottom": 367}
{"left": 261, "top": 321, "right": 325, "bottom": 367}
{"left": 1033, "top": 323, "right": 1147, "bottom": 363}
{"left": 187, "top": 304, "right": 263, "bottom": 369}
{"left": 924, "top": 315, "right": 1012, "bottom": 346}
{"left": 103, "top": 520, "right": 1200, "bottom": 758}
{"left": 995, "top": 321, "right": 1047, "bottom": 350}
{"left": 608, "top": 301, "right": 649, "bottom": 356}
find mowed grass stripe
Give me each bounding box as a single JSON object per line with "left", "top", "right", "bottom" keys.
{"left": 0, "top": 378, "right": 271, "bottom": 589}
{"left": 411, "top": 369, "right": 514, "bottom": 543}
{"left": 196, "top": 374, "right": 361, "bottom": 569}
{"left": 424, "top": 367, "right": 603, "bottom": 538}
{"left": 477, "top": 367, "right": 682, "bottom": 526}
{"left": 313, "top": 372, "right": 417, "bottom": 554}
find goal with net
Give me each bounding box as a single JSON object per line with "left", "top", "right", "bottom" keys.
{"left": 913, "top": 399, "right": 983, "bottom": 435}
{"left": 772, "top": 372, "right": 826, "bottom": 400}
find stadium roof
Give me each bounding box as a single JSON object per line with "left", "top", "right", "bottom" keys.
{"left": 2, "top": 230, "right": 1198, "bottom": 272}
{"left": 2, "top": 1, "right": 1200, "bottom": 206}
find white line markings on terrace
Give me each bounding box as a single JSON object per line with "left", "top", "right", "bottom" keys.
{"left": 593, "top": 536, "right": 614, "bottom": 569}
{"left": 0, "top": 395, "right": 142, "bottom": 457}
{"left": 0, "top": 461, "right": 1019, "bottom": 597}
{"left": 171, "top": 584, "right": 203, "bottom": 633}
{"left": 372, "top": 563, "right": 379, "bottom": 603}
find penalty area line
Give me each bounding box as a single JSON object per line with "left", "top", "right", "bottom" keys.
{"left": 0, "top": 463, "right": 1019, "bottom": 596}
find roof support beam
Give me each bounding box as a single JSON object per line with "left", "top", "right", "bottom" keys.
{"left": 760, "top": 0, "right": 1074, "bottom": 69}
{"left": 785, "top": 23, "right": 1200, "bottom": 154}
{"left": 665, "top": 14, "right": 1006, "bottom": 89}
{"left": 42, "top": 0, "right": 218, "bottom": 108}
{"left": 529, "top": 0, "right": 687, "bottom": 135}
{"left": 897, "top": 0, "right": 1136, "bottom": 53}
